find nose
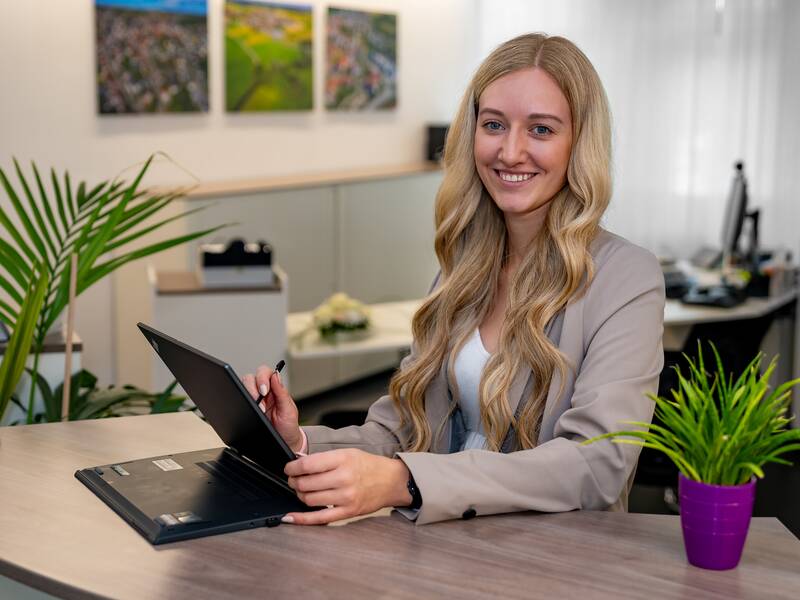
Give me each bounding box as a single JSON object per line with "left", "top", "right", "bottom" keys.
{"left": 498, "top": 127, "right": 526, "bottom": 165}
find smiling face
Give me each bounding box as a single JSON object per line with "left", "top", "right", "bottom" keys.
{"left": 474, "top": 67, "right": 573, "bottom": 220}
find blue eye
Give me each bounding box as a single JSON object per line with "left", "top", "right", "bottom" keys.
{"left": 483, "top": 121, "right": 504, "bottom": 131}
{"left": 532, "top": 125, "right": 552, "bottom": 136}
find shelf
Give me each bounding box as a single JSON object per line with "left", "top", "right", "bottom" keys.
{"left": 0, "top": 329, "right": 82, "bottom": 355}
{"left": 179, "top": 162, "right": 441, "bottom": 200}
{"left": 155, "top": 271, "right": 282, "bottom": 295}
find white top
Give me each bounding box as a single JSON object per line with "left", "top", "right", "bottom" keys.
{"left": 453, "top": 328, "right": 492, "bottom": 450}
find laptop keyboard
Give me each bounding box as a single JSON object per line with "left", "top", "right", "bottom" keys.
{"left": 197, "top": 454, "right": 283, "bottom": 501}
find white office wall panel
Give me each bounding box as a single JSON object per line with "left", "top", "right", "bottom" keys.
{"left": 339, "top": 172, "right": 442, "bottom": 303}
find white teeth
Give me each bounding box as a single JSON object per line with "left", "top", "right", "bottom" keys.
{"left": 499, "top": 171, "right": 534, "bottom": 182}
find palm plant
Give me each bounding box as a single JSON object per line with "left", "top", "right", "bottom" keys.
{"left": 585, "top": 343, "right": 800, "bottom": 486}
{"left": 0, "top": 154, "right": 226, "bottom": 423}
{"left": 7, "top": 368, "right": 189, "bottom": 425}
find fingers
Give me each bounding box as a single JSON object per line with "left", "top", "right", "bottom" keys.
{"left": 296, "top": 488, "right": 355, "bottom": 508}
{"left": 284, "top": 451, "right": 347, "bottom": 478}
{"left": 269, "top": 370, "right": 295, "bottom": 414}
{"left": 241, "top": 374, "right": 258, "bottom": 400}
{"left": 255, "top": 365, "right": 274, "bottom": 397}
{"left": 282, "top": 507, "right": 350, "bottom": 526}
{"left": 287, "top": 469, "right": 345, "bottom": 494}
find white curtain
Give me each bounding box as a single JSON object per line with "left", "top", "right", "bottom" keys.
{"left": 476, "top": 0, "right": 800, "bottom": 260}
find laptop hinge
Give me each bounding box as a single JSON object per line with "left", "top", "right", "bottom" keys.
{"left": 224, "top": 447, "right": 295, "bottom": 496}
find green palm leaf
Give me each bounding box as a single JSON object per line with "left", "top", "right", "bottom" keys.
{"left": 0, "top": 266, "right": 48, "bottom": 418}
{"left": 32, "top": 162, "right": 64, "bottom": 246}
{"left": 0, "top": 299, "right": 19, "bottom": 326}
{"left": 12, "top": 158, "right": 55, "bottom": 264}
{"left": 51, "top": 167, "right": 71, "bottom": 235}
{"left": 0, "top": 154, "right": 228, "bottom": 423}
{"left": 0, "top": 176, "right": 38, "bottom": 264}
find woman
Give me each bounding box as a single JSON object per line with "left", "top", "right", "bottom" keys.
{"left": 243, "top": 33, "right": 665, "bottom": 526}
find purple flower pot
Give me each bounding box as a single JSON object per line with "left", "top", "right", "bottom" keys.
{"left": 678, "top": 473, "right": 756, "bottom": 570}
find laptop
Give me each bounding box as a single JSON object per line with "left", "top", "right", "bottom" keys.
{"left": 75, "top": 323, "right": 315, "bottom": 544}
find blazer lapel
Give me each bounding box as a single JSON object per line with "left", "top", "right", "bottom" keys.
{"left": 425, "top": 356, "right": 454, "bottom": 453}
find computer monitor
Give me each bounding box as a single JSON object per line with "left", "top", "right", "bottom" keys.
{"left": 720, "top": 161, "right": 748, "bottom": 261}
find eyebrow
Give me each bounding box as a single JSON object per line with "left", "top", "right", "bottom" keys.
{"left": 478, "top": 107, "right": 564, "bottom": 125}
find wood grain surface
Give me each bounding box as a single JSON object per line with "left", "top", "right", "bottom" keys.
{"left": 1, "top": 413, "right": 799, "bottom": 600}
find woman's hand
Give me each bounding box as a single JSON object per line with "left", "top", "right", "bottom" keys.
{"left": 241, "top": 365, "right": 303, "bottom": 453}
{"left": 282, "top": 449, "right": 413, "bottom": 525}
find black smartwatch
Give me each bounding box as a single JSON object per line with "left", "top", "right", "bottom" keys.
{"left": 406, "top": 474, "right": 423, "bottom": 510}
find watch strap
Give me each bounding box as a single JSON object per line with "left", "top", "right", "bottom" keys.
{"left": 406, "top": 474, "right": 423, "bottom": 510}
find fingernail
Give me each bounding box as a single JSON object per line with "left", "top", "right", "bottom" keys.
{"left": 259, "top": 384, "right": 268, "bottom": 396}
{"left": 281, "top": 515, "right": 295, "bottom": 524}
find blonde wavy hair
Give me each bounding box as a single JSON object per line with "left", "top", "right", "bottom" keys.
{"left": 389, "top": 33, "right": 612, "bottom": 452}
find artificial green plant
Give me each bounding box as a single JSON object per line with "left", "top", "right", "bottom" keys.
{"left": 585, "top": 343, "right": 800, "bottom": 486}
{"left": 0, "top": 154, "right": 225, "bottom": 423}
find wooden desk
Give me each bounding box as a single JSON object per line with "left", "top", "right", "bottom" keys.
{"left": 1, "top": 413, "right": 799, "bottom": 599}
{"left": 287, "top": 290, "right": 798, "bottom": 359}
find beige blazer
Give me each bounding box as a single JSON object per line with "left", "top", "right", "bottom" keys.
{"left": 304, "top": 230, "right": 665, "bottom": 525}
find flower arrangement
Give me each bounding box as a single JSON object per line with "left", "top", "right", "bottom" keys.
{"left": 312, "top": 293, "right": 371, "bottom": 339}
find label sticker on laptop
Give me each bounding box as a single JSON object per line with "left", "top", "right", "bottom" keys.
{"left": 152, "top": 458, "right": 183, "bottom": 471}
{"left": 174, "top": 511, "right": 203, "bottom": 524}
{"left": 156, "top": 513, "right": 180, "bottom": 526}
{"left": 111, "top": 465, "right": 130, "bottom": 476}
{"left": 155, "top": 512, "right": 203, "bottom": 527}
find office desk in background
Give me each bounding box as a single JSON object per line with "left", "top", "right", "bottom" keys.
{"left": 288, "top": 289, "right": 798, "bottom": 356}
{"left": 1, "top": 413, "right": 799, "bottom": 600}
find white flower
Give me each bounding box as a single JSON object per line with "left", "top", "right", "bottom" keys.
{"left": 313, "top": 292, "right": 370, "bottom": 330}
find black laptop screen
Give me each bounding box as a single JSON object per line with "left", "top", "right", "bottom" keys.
{"left": 138, "top": 323, "right": 296, "bottom": 481}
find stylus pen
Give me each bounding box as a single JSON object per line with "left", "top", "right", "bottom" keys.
{"left": 256, "top": 359, "right": 285, "bottom": 405}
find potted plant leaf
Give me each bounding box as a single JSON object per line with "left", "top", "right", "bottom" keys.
{"left": 6, "top": 368, "right": 190, "bottom": 424}
{"left": 0, "top": 154, "right": 228, "bottom": 423}
{"left": 585, "top": 343, "right": 800, "bottom": 570}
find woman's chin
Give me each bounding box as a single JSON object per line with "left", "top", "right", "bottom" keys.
{"left": 495, "top": 195, "right": 553, "bottom": 218}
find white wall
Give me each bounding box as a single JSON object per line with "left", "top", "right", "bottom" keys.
{"left": 0, "top": 0, "right": 479, "bottom": 388}
{"left": 1, "top": 0, "right": 478, "bottom": 184}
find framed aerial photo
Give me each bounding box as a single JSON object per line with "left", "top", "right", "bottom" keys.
{"left": 225, "top": 1, "right": 313, "bottom": 112}
{"left": 325, "top": 7, "right": 397, "bottom": 110}
{"left": 95, "top": 0, "right": 209, "bottom": 114}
